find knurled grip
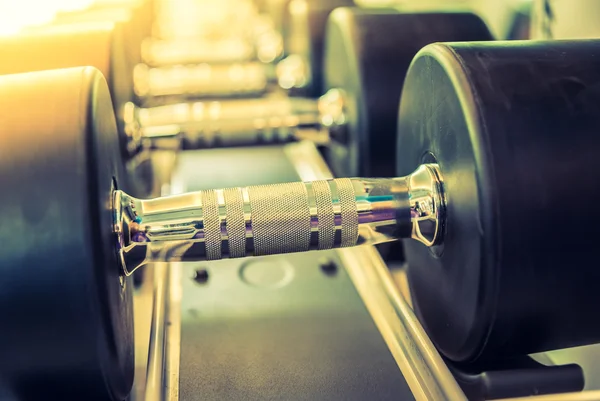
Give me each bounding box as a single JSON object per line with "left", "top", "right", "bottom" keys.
{"left": 201, "top": 190, "right": 221, "bottom": 260}
{"left": 337, "top": 179, "right": 359, "bottom": 247}
{"left": 312, "top": 180, "right": 335, "bottom": 249}
{"left": 247, "top": 182, "right": 312, "bottom": 255}
{"left": 223, "top": 187, "right": 246, "bottom": 258}
{"left": 198, "top": 178, "right": 359, "bottom": 259}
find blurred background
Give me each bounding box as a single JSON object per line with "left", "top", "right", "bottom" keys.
{"left": 0, "top": 0, "right": 531, "bottom": 38}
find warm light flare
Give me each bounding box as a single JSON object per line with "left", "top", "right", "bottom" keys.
{"left": 0, "top": 0, "right": 95, "bottom": 36}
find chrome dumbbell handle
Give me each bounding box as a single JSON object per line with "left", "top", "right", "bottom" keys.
{"left": 124, "top": 88, "right": 347, "bottom": 151}
{"left": 114, "top": 164, "right": 445, "bottom": 275}
{"left": 127, "top": 97, "right": 323, "bottom": 149}
{"left": 142, "top": 37, "right": 256, "bottom": 66}
{"left": 134, "top": 62, "right": 268, "bottom": 99}
{"left": 147, "top": 117, "right": 325, "bottom": 149}
{"left": 142, "top": 22, "right": 283, "bottom": 66}
{"left": 142, "top": 114, "right": 325, "bottom": 149}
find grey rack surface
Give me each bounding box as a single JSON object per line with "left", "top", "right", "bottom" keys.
{"left": 174, "top": 146, "right": 414, "bottom": 400}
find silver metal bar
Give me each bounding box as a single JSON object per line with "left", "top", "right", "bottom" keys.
{"left": 164, "top": 261, "right": 181, "bottom": 401}
{"left": 141, "top": 113, "right": 322, "bottom": 149}
{"left": 142, "top": 20, "right": 282, "bottom": 66}
{"left": 144, "top": 263, "right": 169, "bottom": 401}
{"left": 114, "top": 163, "right": 445, "bottom": 275}
{"left": 133, "top": 63, "right": 268, "bottom": 99}
{"left": 340, "top": 246, "right": 468, "bottom": 401}
{"left": 125, "top": 88, "right": 347, "bottom": 152}
{"left": 142, "top": 37, "right": 255, "bottom": 66}
{"left": 145, "top": 150, "right": 194, "bottom": 401}
{"left": 135, "top": 97, "right": 318, "bottom": 127}
{"left": 129, "top": 96, "right": 323, "bottom": 150}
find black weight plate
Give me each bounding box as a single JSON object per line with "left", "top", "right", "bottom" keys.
{"left": 16, "top": 20, "right": 134, "bottom": 139}
{"left": 0, "top": 24, "right": 153, "bottom": 198}
{"left": 397, "top": 40, "right": 600, "bottom": 363}
{"left": 0, "top": 67, "right": 134, "bottom": 400}
{"left": 284, "top": 0, "right": 354, "bottom": 97}
{"left": 52, "top": 3, "right": 151, "bottom": 64}
{"left": 0, "top": 23, "right": 132, "bottom": 149}
{"left": 324, "top": 9, "right": 493, "bottom": 178}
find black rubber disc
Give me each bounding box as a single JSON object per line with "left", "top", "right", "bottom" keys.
{"left": 397, "top": 40, "right": 600, "bottom": 363}
{"left": 0, "top": 24, "right": 154, "bottom": 197}
{"left": 54, "top": 1, "right": 154, "bottom": 58}
{"left": 283, "top": 0, "right": 354, "bottom": 98}
{"left": 1, "top": 22, "right": 133, "bottom": 127}
{"left": 323, "top": 9, "right": 493, "bottom": 178}
{"left": 0, "top": 67, "right": 134, "bottom": 400}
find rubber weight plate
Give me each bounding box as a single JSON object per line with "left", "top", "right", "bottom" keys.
{"left": 14, "top": 21, "right": 134, "bottom": 139}
{"left": 324, "top": 9, "right": 492, "bottom": 178}
{"left": 0, "top": 24, "right": 155, "bottom": 198}
{"left": 397, "top": 40, "right": 600, "bottom": 363}
{"left": 284, "top": 0, "right": 354, "bottom": 97}
{"left": 0, "top": 67, "right": 134, "bottom": 400}
{"left": 0, "top": 23, "right": 132, "bottom": 152}
{"left": 52, "top": 2, "right": 152, "bottom": 68}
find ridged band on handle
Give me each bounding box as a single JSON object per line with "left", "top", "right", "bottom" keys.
{"left": 197, "top": 178, "right": 359, "bottom": 260}
{"left": 337, "top": 178, "right": 359, "bottom": 247}
{"left": 201, "top": 190, "right": 221, "bottom": 260}
{"left": 223, "top": 187, "right": 246, "bottom": 258}
{"left": 312, "top": 180, "right": 335, "bottom": 249}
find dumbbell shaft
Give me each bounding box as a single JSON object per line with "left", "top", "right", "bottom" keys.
{"left": 127, "top": 89, "right": 344, "bottom": 150}
{"left": 115, "top": 164, "right": 445, "bottom": 275}
{"left": 142, "top": 37, "right": 256, "bottom": 66}
{"left": 134, "top": 97, "right": 323, "bottom": 148}
{"left": 143, "top": 21, "right": 283, "bottom": 66}
{"left": 143, "top": 117, "right": 325, "bottom": 149}
{"left": 134, "top": 62, "right": 269, "bottom": 99}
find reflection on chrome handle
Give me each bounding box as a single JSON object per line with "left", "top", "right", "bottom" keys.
{"left": 126, "top": 90, "right": 354, "bottom": 151}
{"left": 128, "top": 97, "right": 324, "bottom": 150}
{"left": 134, "top": 63, "right": 268, "bottom": 99}
{"left": 114, "top": 164, "right": 445, "bottom": 275}
{"left": 142, "top": 38, "right": 255, "bottom": 66}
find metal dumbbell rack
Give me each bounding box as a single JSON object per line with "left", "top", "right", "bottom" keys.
{"left": 133, "top": 3, "right": 600, "bottom": 401}
{"left": 140, "top": 142, "right": 465, "bottom": 401}
{"left": 134, "top": 4, "right": 455, "bottom": 401}
{"left": 133, "top": 2, "right": 465, "bottom": 401}
{"left": 2, "top": 1, "right": 600, "bottom": 400}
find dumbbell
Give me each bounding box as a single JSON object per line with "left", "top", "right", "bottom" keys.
{"left": 131, "top": 8, "right": 493, "bottom": 178}
{"left": 25, "top": 0, "right": 154, "bottom": 77}
{"left": 151, "top": 0, "right": 258, "bottom": 42}
{"left": 1, "top": 7, "right": 428, "bottom": 184}
{"left": 16, "top": 6, "right": 372, "bottom": 171}
{"left": 0, "top": 66, "right": 444, "bottom": 401}
{"left": 144, "top": 0, "right": 282, "bottom": 66}
{"left": 134, "top": 0, "right": 354, "bottom": 104}
{"left": 5, "top": 37, "right": 600, "bottom": 398}
{"left": 127, "top": 95, "right": 325, "bottom": 150}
